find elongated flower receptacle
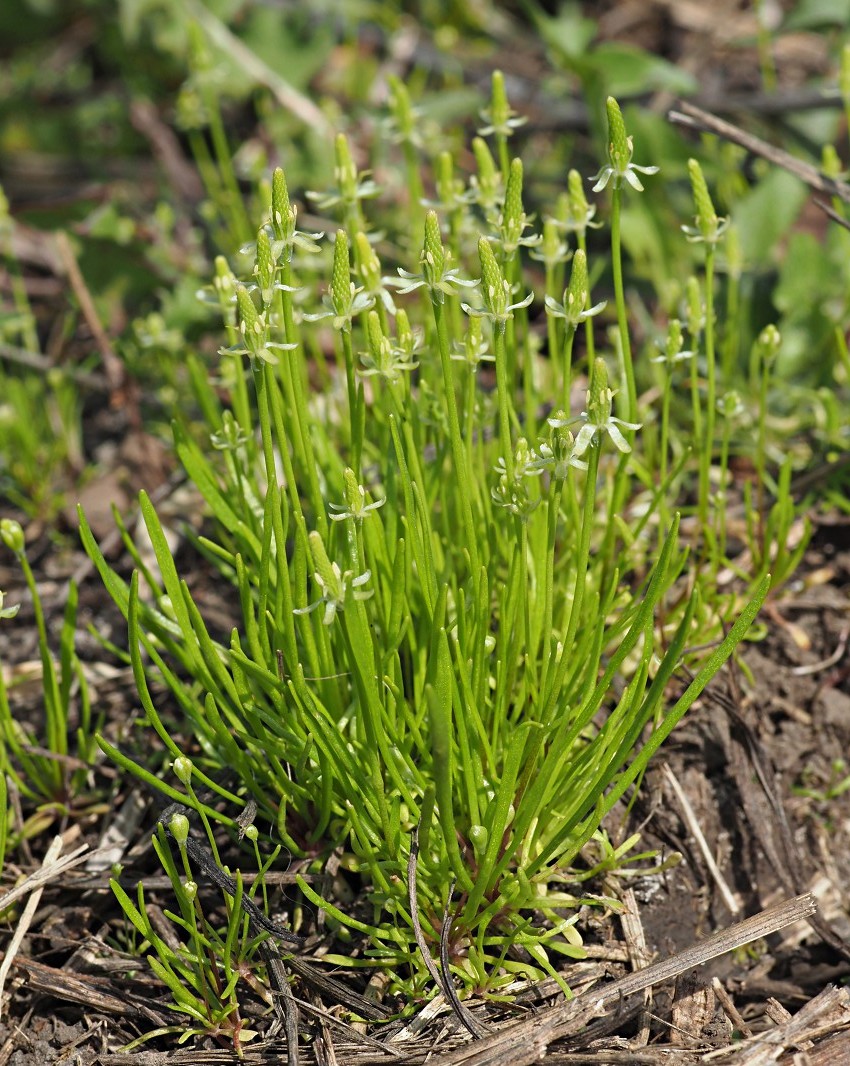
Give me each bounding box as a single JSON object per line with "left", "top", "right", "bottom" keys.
{"left": 568, "top": 357, "right": 642, "bottom": 456}
{"left": 591, "top": 97, "right": 659, "bottom": 193}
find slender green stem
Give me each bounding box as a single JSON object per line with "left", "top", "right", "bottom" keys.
{"left": 492, "top": 325, "right": 514, "bottom": 483}
{"left": 721, "top": 269, "right": 740, "bottom": 382}
{"left": 507, "top": 256, "right": 535, "bottom": 437}
{"left": 756, "top": 352, "right": 771, "bottom": 558}
{"left": 541, "top": 442, "right": 600, "bottom": 720}
{"left": 433, "top": 298, "right": 480, "bottom": 573}
{"left": 496, "top": 134, "right": 510, "bottom": 183}
{"left": 699, "top": 247, "right": 716, "bottom": 529}
{"left": 401, "top": 140, "right": 425, "bottom": 237}
{"left": 278, "top": 263, "right": 327, "bottom": 536}
{"left": 544, "top": 262, "right": 561, "bottom": 392}
{"left": 658, "top": 374, "right": 672, "bottom": 534}
{"left": 339, "top": 329, "right": 362, "bottom": 474}
{"left": 539, "top": 477, "right": 566, "bottom": 700}
{"left": 562, "top": 324, "right": 577, "bottom": 415}
{"left": 718, "top": 419, "right": 732, "bottom": 563}
{"left": 610, "top": 189, "right": 636, "bottom": 425}
{"left": 253, "top": 362, "right": 302, "bottom": 528}
{"left": 578, "top": 233, "right": 596, "bottom": 363}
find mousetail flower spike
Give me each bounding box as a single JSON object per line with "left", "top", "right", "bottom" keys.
{"left": 591, "top": 97, "right": 659, "bottom": 193}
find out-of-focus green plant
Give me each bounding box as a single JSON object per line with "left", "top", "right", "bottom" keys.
{"left": 0, "top": 520, "right": 102, "bottom": 841}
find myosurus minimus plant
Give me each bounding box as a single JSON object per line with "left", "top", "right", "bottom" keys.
{"left": 81, "top": 83, "right": 771, "bottom": 1038}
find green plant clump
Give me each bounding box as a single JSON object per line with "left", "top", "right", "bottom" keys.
{"left": 81, "top": 84, "right": 776, "bottom": 1024}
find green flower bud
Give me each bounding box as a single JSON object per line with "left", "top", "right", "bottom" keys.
{"left": 187, "top": 21, "right": 210, "bottom": 71}
{"left": 213, "top": 255, "right": 235, "bottom": 307}
{"left": 469, "top": 824, "right": 488, "bottom": 858}
{"left": 173, "top": 756, "right": 193, "bottom": 785}
{"left": 464, "top": 315, "right": 484, "bottom": 359}
{"left": 244, "top": 824, "right": 258, "bottom": 842}
{"left": 236, "top": 286, "right": 261, "bottom": 346}
{"left": 435, "top": 150, "right": 458, "bottom": 206}
{"left": 334, "top": 134, "right": 358, "bottom": 203}
{"left": 471, "top": 137, "right": 500, "bottom": 207}
{"left": 593, "top": 98, "right": 659, "bottom": 193}
{"left": 565, "top": 248, "right": 588, "bottom": 321}
{"left": 0, "top": 519, "right": 25, "bottom": 555}
{"left": 330, "top": 230, "right": 351, "bottom": 322}
{"left": 477, "top": 237, "right": 508, "bottom": 321}
{"left": 489, "top": 71, "right": 510, "bottom": 134}
{"left": 587, "top": 357, "right": 612, "bottom": 426}
{"left": 183, "top": 879, "right": 198, "bottom": 901}
{"left": 387, "top": 74, "right": 415, "bottom": 140}
{"left": 718, "top": 390, "right": 744, "bottom": 419}
{"left": 422, "top": 211, "right": 446, "bottom": 292}
{"left": 502, "top": 157, "right": 524, "bottom": 248}
{"left": 366, "top": 310, "right": 389, "bottom": 366}
{"left": 355, "top": 231, "right": 382, "bottom": 293}
{"left": 685, "top": 276, "right": 703, "bottom": 336}
{"left": 605, "top": 97, "right": 631, "bottom": 173}
{"left": 169, "top": 812, "right": 190, "bottom": 845}
{"left": 687, "top": 158, "right": 722, "bottom": 243}
{"left": 666, "top": 319, "right": 683, "bottom": 360}
{"left": 755, "top": 324, "right": 781, "bottom": 366}
{"left": 396, "top": 308, "right": 414, "bottom": 356}
{"left": 539, "top": 218, "right": 564, "bottom": 268}
{"left": 307, "top": 531, "right": 340, "bottom": 600}
{"left": 271, "top": 167, "right": 294, "bottom": 248}
{"left": 254, "top": 227, "right": 275, "bottom": 306}
{"left": 566, "top": 168, "right": 591, "bottom": 230}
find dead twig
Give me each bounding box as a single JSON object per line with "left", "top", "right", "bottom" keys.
{"left": 617, "top": 887, "right": 653, "bottom": 1047}
{"left": 54, "top": 231, "right": 127, "bottom": 399}
{"left": 440, "top": 881, "right": 490, "bottom": 1038}
{"left": 0, "top": 836, "right": 65, "bottom": 1018}
{"left": 0, "top": 341, "right": 109, "bottom": 391}
{"left": 712, "top": 976, "right": 753, "bottom": 1039}
{"left": 0, "top": 841, "right": 92, "bottom": 913}
{"left": 701, "top": 984, "right": 850, "bottom": 1063}
{"left": 185, "top": 0, "right": 333, "bottom": 138}
{"left": 408, "top": 827, "right": 452, "bottom": 1001}
{"left": 661, "top": 762, "right": 741, "bottom": 915}
{"left": 407, "top": 827, "right": 488, "bottom": 1039}
{"left": 668, "top": 100, "right": 850, "bottom": 204}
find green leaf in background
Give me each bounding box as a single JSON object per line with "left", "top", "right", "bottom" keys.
{"left": 732, "top": 168, "right": 808, "bottom": 266}
{"left": 783, "top": 0, "right": 850, "bottom": 30}
{"left": 590, "top": 44, "right": 699, "bottom": 97}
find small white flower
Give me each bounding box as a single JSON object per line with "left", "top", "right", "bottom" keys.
{"left": 294, "top": 563, "right": 372, "bottom": 626}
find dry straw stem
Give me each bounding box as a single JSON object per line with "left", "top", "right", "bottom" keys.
{"left": 185, "top": 0, "right": 333, "bottom": 137}
{"left": 661, "top": 761, "right": 741, "bottom": 915}
{"left": 0, "top": 836, "right": 88, "bottom": 1017}
{"left": 0, "top": 839, "right": 91, "bottom": 914}
{"left": 429, "top": 893, "right": 817, "bottom": 1066}
{"left": 702, "top": 983, "right": 850, "bottom": 1063}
